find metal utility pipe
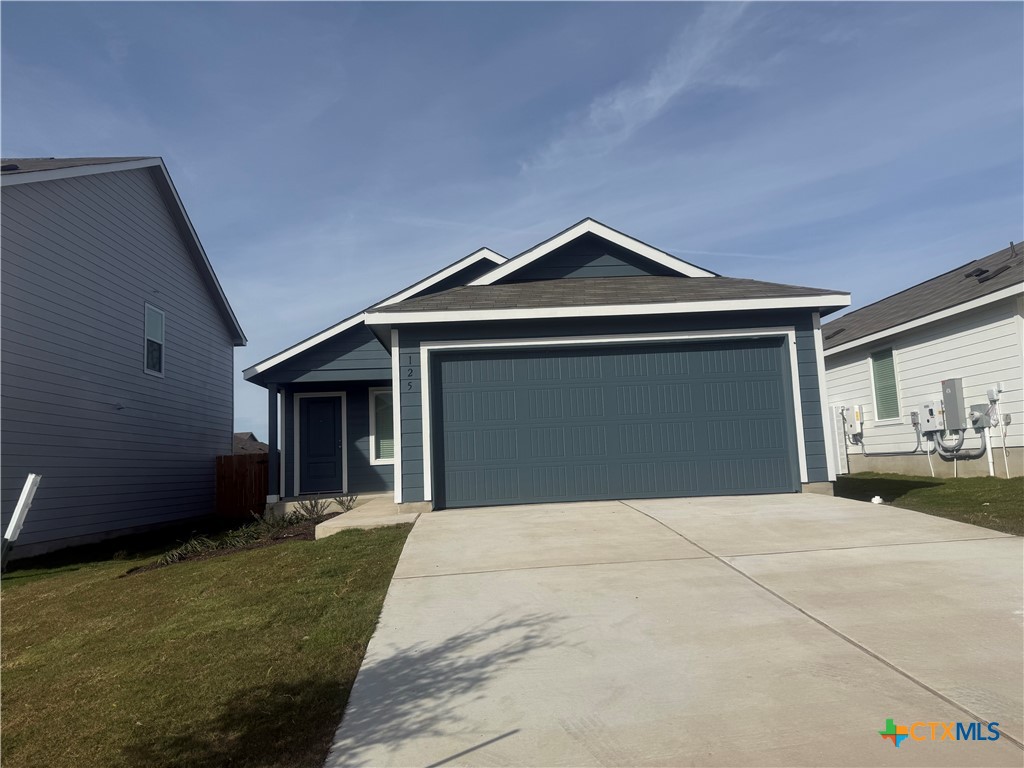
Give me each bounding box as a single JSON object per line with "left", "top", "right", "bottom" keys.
{"left": 934, "top": 429, "right": 987, "bottom": 462}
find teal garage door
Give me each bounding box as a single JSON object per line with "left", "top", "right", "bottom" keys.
{"left": 432, "top": 338, "right": 800, "bottom": 508}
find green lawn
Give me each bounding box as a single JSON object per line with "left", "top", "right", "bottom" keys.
{"left": 1, "top": 525, "right": 412, "bottom": 768}
{"left": 835, "top": 472, "right": 1024, "bottom": 536}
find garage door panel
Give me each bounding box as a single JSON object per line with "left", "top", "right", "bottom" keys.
{"left": 566, "top": 387, "right": 604, "bottom": 417}
{"left": 435, "top": 339, "right": 799, "bottom": 508}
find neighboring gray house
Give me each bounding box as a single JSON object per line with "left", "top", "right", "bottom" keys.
{"left": 824, "top": 243, "right": 1023, "bottom": 478}
{"left": 233, "top": 432, "right": 269, "bottom": 454}
{"left": 1, "top": 157, "right": 246, "bottom": 556}
{"left": 246, "top": 219, "right": 849, "bottom": 509}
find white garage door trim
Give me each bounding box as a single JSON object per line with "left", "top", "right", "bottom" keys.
{"left": 419, "top": 327, "right": 807, "bottom": 502}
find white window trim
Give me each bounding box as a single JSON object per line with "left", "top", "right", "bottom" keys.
{"left": 391, "top": 329, "right": 403, "bottom": 503}
{"left": 369, "top": 387, "right": 395, "bottom": 466}
{"left": 418, "top": 327, "right": 808, "bottom": 503}
{"left": 144, "top": 303, "right": 165, "bottom": 378}
{"left": 292, "top": 392, "right": 348, "bottom": 496}
{"left": 868, "top": 347, "right": 904, "bottom": 425}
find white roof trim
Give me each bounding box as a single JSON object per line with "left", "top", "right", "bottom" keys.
{"left": 374, "top": 248, "right": 505, "bottom": 307}
{"left": 3, "top": 157, "right": 247, "bottom": 345}
{"left": 467, "top": 218, "right": 717, "bottom": 286}
{"left": 367, "top": 294, "right": 851, "bottom": 326}
{"left": 244, "top": 313, "right": 367, "bottom": 379}
{"left": 823, "top": 283, "right": 1023, "bottom": 357}
{"left": 244, "top": 247, "right": 508, "bottom": 379}
{"left": 151, "top": 160, "right": 247, "bottom": 345}
{"left": 0, "top": 158, "right": 162, "bottom": 186}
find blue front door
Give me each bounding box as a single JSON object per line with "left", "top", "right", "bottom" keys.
{"left": 299, "top": 396, "right": 344, "bottom": 494}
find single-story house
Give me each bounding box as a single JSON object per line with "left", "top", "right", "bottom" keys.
{"left": 1, "top": 157, "right": 246, "bottom": 557}
{"left": 245, "top": 219, "right": 850, "bottom": 508}
{"left": 823, "top": 242, "right": 1023, "bottom": 478}
{"left": 233, "top": 432, "right": 269, "bottom": 454}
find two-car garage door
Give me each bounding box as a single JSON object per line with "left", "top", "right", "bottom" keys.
{"left": 432, "top": 338, "right": 800, "bottom": 509}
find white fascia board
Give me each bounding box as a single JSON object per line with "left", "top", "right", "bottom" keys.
{"left": 367, "top": 294, "right": 852, "bottom": 326}
{"left": 467, "top": 218, "right": 717, "bottom": 285}
{"left": 2, "top": 157, "right": 248, "bottom": 346}
{"left": 823, "top": 283, "right": 1024, "bottom": 357}
{"left": 374, "top": 248, "right": 505, "bottom": 308}
{"left": 0, "top": 158, "right": 162, "bottom": 186}
{"left": 151, "top": 160, "right": 247, "bottom": 346}
{"left": 244, "top": 313, "right": 367, "bottom": 379}
{"left": 246, "top": 249, "right": 510, "bottom": 379}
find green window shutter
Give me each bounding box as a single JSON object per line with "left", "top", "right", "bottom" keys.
{"left": 871, "top": 349, "right": 900, "bottom": 420}
{"left": 374, "top": 392, "right": 394, "bottom": 460}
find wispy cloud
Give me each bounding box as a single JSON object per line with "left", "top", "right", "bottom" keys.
{"left": 525, "top": 3, "right": 752, "bottom": 172}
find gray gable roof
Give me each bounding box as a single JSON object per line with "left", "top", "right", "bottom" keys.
{"left": 1, "top": 157, "right": 152, "bottom": 174}
{"left": 822, "top": 243, "right": 1023, "bottom": 351}
{"left": 369, "top": 275, "right": 848, "bottom": 314}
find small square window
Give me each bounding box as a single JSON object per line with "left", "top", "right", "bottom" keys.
{"left": 145, "top": 304, "right": 165, "bottom": 376}
{"left": 370, "top": 389, "right": 394, "bottom": 464}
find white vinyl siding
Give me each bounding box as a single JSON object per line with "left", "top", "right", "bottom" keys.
{"left": 825, "top": 297, "right": 1023, "bottom": 458}
{"left": 870, "top": 349, "right": 899, "bottom": 421}
{"left": 144, "top": 304, "right": 165, "bottom": 375}
{"left": 369, "top": 388, "right": 394, "bottom": 464}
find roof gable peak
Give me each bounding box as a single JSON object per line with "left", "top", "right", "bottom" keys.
{"left": 468, "top": 219, "right": 718, "bottom": 286}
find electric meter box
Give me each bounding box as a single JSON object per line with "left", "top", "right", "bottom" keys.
{"left": 920, "top": 401, "right": 943, "bottom": 433}
{"left": 941, "top": 378, "right": 968, "bottom": 430}
{"left": 845, "top": 405, "right": 863, "bottom": 435}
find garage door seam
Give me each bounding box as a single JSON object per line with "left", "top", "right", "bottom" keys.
{"left": 392, "top": 553, "right": 712, "bottom": 580}
{"left": 725, "top": 534, "right": 1012, "bottom": 559}
{"left": 620, "top": 500, "right": 1024, "bottom": 750}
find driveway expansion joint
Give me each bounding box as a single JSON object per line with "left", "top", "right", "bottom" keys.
{"left": 618, "top": 501, "right": 1024, "bottom": 751}
{"left": 393, "top": 553, "right": 712, "bottom": 580}
{"left": 724, "top": 534, "right": 1015, "bottom": 559}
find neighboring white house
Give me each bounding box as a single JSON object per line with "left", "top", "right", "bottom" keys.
{"left": 823, "top": 243, "right": 1023, "bottom": 478}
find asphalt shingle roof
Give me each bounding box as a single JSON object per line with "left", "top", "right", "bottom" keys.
{"left": 822, "top": 243, "right": 1023, "bottom": 350}
{"left": 369, "top": 275, "right": 848, "bottom": 314}
{"left": 0, "top": 157, "right": 152, "bottom": 174}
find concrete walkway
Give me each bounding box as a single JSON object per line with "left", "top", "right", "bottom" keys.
{"left": 326, "top": 495, "right": 1024, "bottom": 767}
{"left": 314, "top": 495, "right": 421, "bottom": 538}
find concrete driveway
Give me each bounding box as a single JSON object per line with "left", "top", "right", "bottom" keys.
{"left": 326, "top": 495, "right": 1023, "bottom": 767}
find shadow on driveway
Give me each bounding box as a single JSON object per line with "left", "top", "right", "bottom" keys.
{"left": 327, "top": 612, "right": 567, "bottom": 767}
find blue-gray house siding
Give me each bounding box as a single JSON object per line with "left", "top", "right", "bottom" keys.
{"left": 1, "top": 164, "right": 242, "bottom": 556}
{"left": 501, "top": 233, "right": 682, "bottom": 281}
{"left": 254, "top": 323, "right": 395, "bottom": 497}
{"left": 396, "top": 310, "right": 828, "bottom": 504}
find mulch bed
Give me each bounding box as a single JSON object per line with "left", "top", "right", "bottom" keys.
{"left": 121, "top": 518, "right": 321, "bottom": 577}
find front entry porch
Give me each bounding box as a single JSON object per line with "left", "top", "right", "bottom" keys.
{"left": 266, "top": 381, "right": 396, "bottom": 502}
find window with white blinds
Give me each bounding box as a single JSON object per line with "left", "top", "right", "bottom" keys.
{"left": 370, "top": 390, "right": 394, "bottom": 464}
{"left": 870, "top": 349, "right": 900, "bottom": 420}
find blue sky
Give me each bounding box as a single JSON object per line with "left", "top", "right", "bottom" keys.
{"left": 3, "top": 2, "right": 1022, "bottom": 438}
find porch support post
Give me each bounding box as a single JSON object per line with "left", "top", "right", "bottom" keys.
{"left": 267, "top": 384, "right": 280, "bottom": 502}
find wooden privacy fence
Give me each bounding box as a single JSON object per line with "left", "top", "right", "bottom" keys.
{"left": 216, "top": 454, "right": 268, "bottom": 518}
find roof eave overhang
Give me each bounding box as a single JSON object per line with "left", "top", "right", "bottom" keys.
{"left": 2, "top": 157, "right": 248, "bottom": 346}
{"left": 467, "top": 218, "right": 719, "bottom": 285}
{"left": 366, "top": 294, "right": 852, "bottom": 326}
{"left": 242, "top": 247, "right": 511, "bottom": 382}
{"left": 0, "top": 157, "right": 162, "bottom": 186}
{"left": 823, "top": 283, "right": 1023, "bottom": 357}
